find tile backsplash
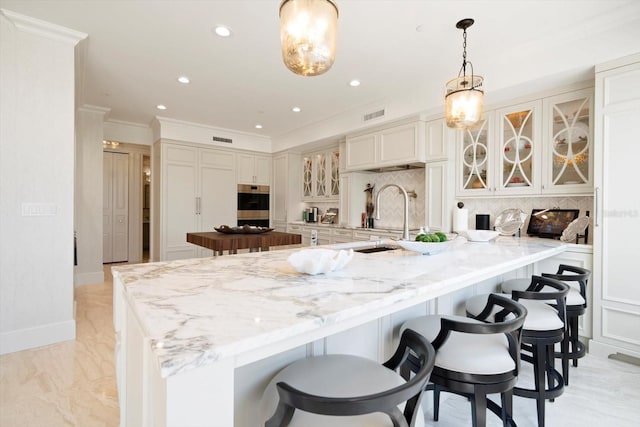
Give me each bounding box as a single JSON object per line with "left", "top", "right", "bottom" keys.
{"left": 302, "top": 167, "right": 594, "bottom": 244}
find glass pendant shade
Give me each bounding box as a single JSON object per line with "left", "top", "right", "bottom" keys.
{"left": 279, "top": 0, "right": 338, "bottom": 76}
{"left": 445, "top": 75, "right": 484, "bottom": 129}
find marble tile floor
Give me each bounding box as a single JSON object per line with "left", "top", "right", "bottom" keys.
{"left": 1, "top": 264, "right": 639, "bottom": 426}
{"left": 0, "top": 265, "right": 120, "bottom": 427}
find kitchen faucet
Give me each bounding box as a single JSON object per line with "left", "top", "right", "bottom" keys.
{"left": 375, "top": 183, "right": 410, "bottom": 241}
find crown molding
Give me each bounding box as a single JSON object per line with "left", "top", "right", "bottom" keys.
{"left": 1, "top": 8, "right": 87, "bottom": 45}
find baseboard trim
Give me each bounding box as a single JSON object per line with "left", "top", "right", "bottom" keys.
{"left": 75, "top": 270, "right": 105, "bottom": 286}
{"left": 0, "top": 319, "right": 76, "bottom": 355}
{"left": 588, "top": 339, "right": 640, "bottom": 360}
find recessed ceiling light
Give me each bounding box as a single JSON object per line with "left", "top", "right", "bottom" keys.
{"left": 214, "top": 25, "right": 232, "bottom": 37}
{"left": 349, "top": 79, "right": 361, "bottom": 87}
{"left": 292, "top": 107, "right": 301, "bottom": 112}
{"left": 255, "top": 124, "right": 263, "bottom": 129}
{"left": 177, "top": 76, "right": 190, "bottom": 84}
{"left": 156, "top": 104, "right": 167, "bottom": 110}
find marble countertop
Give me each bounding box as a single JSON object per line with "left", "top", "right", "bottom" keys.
{"left": 112, "top": 237, "right": 566, "bottom": 378}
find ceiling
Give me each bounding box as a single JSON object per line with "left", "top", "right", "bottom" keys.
{"left": 2, "top": 0, "right": 640, "bottom": 148}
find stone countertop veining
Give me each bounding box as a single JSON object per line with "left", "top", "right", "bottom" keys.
{"left": 112, "top": 237, "right": 566, "bottom": 378}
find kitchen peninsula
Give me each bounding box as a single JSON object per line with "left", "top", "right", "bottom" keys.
{"left": 113, "top": 237, "right": 567, "bottom": 427}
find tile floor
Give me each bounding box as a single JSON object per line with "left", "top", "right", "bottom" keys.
{"left": 1, "top": 265, "right": 639, "bottom": 426}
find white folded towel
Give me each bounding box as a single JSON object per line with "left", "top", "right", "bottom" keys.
{"left": 287, "top": 249, "right": 354, "bottom": 275}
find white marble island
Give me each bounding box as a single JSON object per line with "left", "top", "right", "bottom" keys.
{"left": 112, "top": 237, "right": 566, "bottom": 427}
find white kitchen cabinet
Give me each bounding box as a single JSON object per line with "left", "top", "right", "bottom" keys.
{"left": 272, "top": 151, "right": 302, "bottom": 224}
{"left": 425, "top": 161, "right": 449, "bottom": 232}
{"left": 331, "top": 228, "right": 354, "bottom": 244}
{"left": 155, "top": 142, "right": 236, "bottom": 260}
{"left": 542, "top": 88, "right": 594, "bottom": 194}
{"left": 302, "top": 148, "right": 339, "bottom": 201}
{"left": 339, "top": 172, "right": 371, "bottom": 228}
{"left": 345, "top": 121, "right": 425, "bottom": 171}
{"left": 424, "top": 118, "right": 451, "bottom": 162}
{"left": 424, "top": 119, "right": 455, "bottom": 232}
{"left": 495, "top": 100, "right": 542, "bottom": 195}
{"left": 456, "top": 87, "right": 594, "bottom": 198}
{"left": 456, "top": 112, "right": 495, "bottom": 196}
{"left": 237, "top": 152, "right": 271, "bottom": 185}
{"left": 590, "top": 54, "right": 640, "bottom": 359}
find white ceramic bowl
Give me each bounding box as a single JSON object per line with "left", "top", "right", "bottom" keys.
{"left": 287, "top": 249, "right": 354, "bottom": 275}
{"left": 459, "top": 230, "right": 500, "bottom": 242}
{"left": 396, "top": 239, "right": 453, "bottom": 255}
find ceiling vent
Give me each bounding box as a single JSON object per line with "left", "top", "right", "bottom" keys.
{"left": 212, "top": 136, "right": 233, "bottom": 144}
{"left": 363, "top": 108, "right": 385, "bottom": 122}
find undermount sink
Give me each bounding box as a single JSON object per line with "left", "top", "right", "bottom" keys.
{"left": 354, "top": 246, "right": 398, "bottom": 254}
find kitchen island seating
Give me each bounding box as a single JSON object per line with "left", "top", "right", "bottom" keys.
{"left": 400, "top": 294, "right": 528, "bottom": 427}
{"left": 501, "top": 265, "right": 591, "bottom": 385}
{"left": 260, "top": 328, "right": 436, "bottom": 427}
{"left": 466, "top": 276, "right": 569, "bottom": 427}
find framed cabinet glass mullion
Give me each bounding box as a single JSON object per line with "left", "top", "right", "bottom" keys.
{"left": 542, "top": 88, "right": 593, "bottom": 194}
{"left": 302, "top": 155, "right": 313, "bottom": 200}
{"left": 495, "top": 100, "right": 542, "bottom": 195}
{"left": 330, "top": 150, "right": 340, "bottom": 197}
{"left": 456, "top": 112, "right": 494, "bottom": 197}
{"left": 315, "top": 152, "right": 327, "bottom": 197}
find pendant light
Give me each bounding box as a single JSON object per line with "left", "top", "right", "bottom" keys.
{"left": 445, "top": 18, "right": 484, "bottom": 129}
{"left": 279, "top": 0, "right": 339, "bottom": 76}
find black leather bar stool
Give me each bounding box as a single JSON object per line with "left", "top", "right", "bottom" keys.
{"left": 466, "top": 276, "right": 569, "bottom": 427}
{"left": 260, "top": 328, "right": 436, "bottom": 427}
{"left": 502, "top": 265, "right": 591, "bottom": 385}
{"left": 401, "top": 294, "right": 527, "bottom": 427}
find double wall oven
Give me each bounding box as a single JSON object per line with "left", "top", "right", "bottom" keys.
{"left": 237, "top": 184, "right": 269, "bottom": 227}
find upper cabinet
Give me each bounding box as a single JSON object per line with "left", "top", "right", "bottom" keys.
{"left": 237, "top": 153, "right": 271, "bottom": 185}
{"left": 302, "top": 148, "right": 340, "bottom": 201}
{"left": 495, "top": 100, "right": 542, "bottom": 195}
{"left": 542, "top": 88, "right": 593, "bottom": 193}
{"left": 345, "top": 121, "right": 425, "bottom": 171}
{"left": 457, "top": 112, "right": 494, "bottom": 196}
{"left": 456, "top": 87, "right": 593, "bottom": 197}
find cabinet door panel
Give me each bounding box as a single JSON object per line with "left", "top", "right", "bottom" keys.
{"left": 237, "top": 154, "right": 256, "bottom": 184}
{"left": 496, "top": 101, "right": 541, "bottom": 194}
{"left": 165, "top": 163, "right": 197, "bottom": 250}
{"left": 255, "top": 156, "right": 271, "bottom": 185}
{"left": 379, "top": 123, "right": 419, "bottom": 165}
{"left": 200, "top": 166, "right": 237, "bottom": 231}
{"left": 345, "top": 134, "right": 377, "bottom": 170}
{"left": 457, "top": 114, "right": 493, "bottom": 196}
{"left": 543, "top": 88, "right": 593, "bottom": 193}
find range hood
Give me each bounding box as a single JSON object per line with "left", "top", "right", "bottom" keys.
{"left": 364, "top": 163, "right": 425, "bottom": 173}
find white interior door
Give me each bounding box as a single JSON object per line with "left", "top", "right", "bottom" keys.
{"left": 103, "top": 152, "right": 129, "bottom": 263}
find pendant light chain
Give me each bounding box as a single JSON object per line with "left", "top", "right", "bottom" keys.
{"left": 462, "top": 27, "right": 468, "bottom": 73}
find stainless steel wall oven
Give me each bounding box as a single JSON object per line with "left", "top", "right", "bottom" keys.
{"left": 237, "top": 184, "right": 269, "bottom": 227}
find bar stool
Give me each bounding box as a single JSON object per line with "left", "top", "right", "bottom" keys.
{"left": 259, "top": 328, "right": 435, "bottom": 427}
{"left": 502, "top": 265, "right": 591, "bottom": 385}
{"left": 466, "top": 276, "right": 569, "bottom": 427}
{"left": 400, "top": 294, "right": 528, "bottom": 427}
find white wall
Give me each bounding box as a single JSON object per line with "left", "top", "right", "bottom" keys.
{"left": 75, "top": 106, "right": 108, "bottom": 285}
{"left": 0, "top": 10, "right": 86, "bottom": 354}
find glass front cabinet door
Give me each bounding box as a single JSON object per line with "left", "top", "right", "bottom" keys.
{"left": 542, "top": 88, "right": 593, "bottom": 194}
{"left": 495, "top": 100, "right": 542, "bottom": 195}
{"left": 302, "top": 155, "right": 313, "bottom": 199}
{"left": 457, "top": 112, "right": 494, "bottom": 196}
